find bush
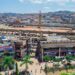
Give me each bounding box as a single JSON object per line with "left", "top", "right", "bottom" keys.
{"left": 61, "top": 72, "right": 69, "bottom": 75}
{"left": 53, "top": 57, "right": 62, "bottom": 62}
{"left": 61, "top": 72, "right": 75, "bottom": 75}
{"left": 44, "top": 64, "right": 50, "bottom": 73}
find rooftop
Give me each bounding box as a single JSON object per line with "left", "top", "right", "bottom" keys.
{"left": 46, "top": 35, "right": 70, "bottom": 42}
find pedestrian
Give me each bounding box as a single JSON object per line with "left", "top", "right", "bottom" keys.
{"left": 35, "top": 69, "right": 37, "bottom": 75}
{"left": 30, "top": 70, "right": 33, "bottom": 75}
{"left": 40, "top": 66, "right": 43, "bottom": 73}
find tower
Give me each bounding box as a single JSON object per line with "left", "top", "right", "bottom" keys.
{"left": 36, "top": 11, "right": 44, "bottom": 62}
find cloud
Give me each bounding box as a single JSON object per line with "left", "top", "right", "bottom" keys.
{"left": 72, "top": 0, "right": 75, "bottom": 2}
{"left": 30, "top": 0, "right": 43, "bottom": 4}
{"left": 42, "top": 6, "right": 51, "bottom": 12}
{"left": 19, "top": 0, "right": 25, "bottom": 3}
{"left": 19, "top": 0, "right": 45, "bottom": 4}
{"left": 18, "top": 0, "right": 75, "bottom": 4}
{"left": 43, "top": 6, "right": 50, "bottom": 10}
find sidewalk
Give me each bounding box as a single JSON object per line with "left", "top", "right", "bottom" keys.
{"left": 19, "top": 58, "right": 46, "bottom": 75}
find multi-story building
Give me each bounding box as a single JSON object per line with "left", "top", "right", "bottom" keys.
{"left": 37, "top": 35, "right": 75, "bottom": 61}
{"left": 0, "top": 36, "right": 15, "bottom": 58}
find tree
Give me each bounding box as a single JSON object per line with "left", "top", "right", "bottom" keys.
{"left": 64, "top": 63, "right": 71, "bottom": 73}
{"left": 0, "top": 73, "right": 2, "bottom": 75}
{"left": 62, "top": 55, "right": 73, "bottom": 73}
{"left": 53, "top": 62, "right": 60, "bottom": 71}
{"left": 65, "top": 55, "right": 73, "bottom": 62}
{"left": 53, "top": 57, "right": 61, "bottom": 62}
{"left": 43, "top": 55, "right": 51, "bottom": 62}
{"left": 44, "top": 64, "right": 50, "bottom": 75}
{"left": 43, "top": 55, "right": 50, "bottom": 75}
{"left": 20, "top": 55, "right": 33, "bottom": 75}
{"left": 3, "top": 56, "right": 14, "bottom": 75}
{"left": 11, "top": 62, "right": 19, "bottom": 75}
{"left": 15, "top": 63, "right": 19, "bottom": 75}
{"left": 49, "top": 67, "right": 55, "bottom": 75}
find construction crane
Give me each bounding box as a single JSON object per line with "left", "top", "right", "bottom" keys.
{"left": 38, "top": 11, "right": 43, "bottom": 40}
{"left": 36, "top": 11, "right": 44, "bottom": 62}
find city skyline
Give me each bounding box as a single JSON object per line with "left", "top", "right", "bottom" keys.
{"left": 0, "top": 0, "right": 75, "bottom": 13}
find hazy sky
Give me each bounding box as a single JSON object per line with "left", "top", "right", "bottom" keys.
{"left": 0, "top": 0, "right": 75, "bottom": 13}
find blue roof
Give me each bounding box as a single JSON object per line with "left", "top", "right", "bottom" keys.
{"left": 1, "top": 36, "right": 6, "bottom": 39}
{"left": 6, "top": 47, "right": 14, "bottom": 51}
{"left": 0, "top": 46, "right": 14, "bottom": 51}
{"left": 0, "top": 48, "right": 4, "bottom": 51}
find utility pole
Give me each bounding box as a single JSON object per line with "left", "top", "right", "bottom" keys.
{"left": 59, "top": 47, "right": 61, "bottom": 58}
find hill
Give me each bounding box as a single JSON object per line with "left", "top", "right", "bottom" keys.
{"left": 0, "top": 11, "right": 75, "bottom": 27}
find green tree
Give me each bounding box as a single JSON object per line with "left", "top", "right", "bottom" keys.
{"left": 15, "top": 63, "right": 19, "bottom": 75}
{"left": 65, "top": 55, "right": 73, "bottom": 62}
{"left": 0, "top": 73, "right": 2, "bottom": 75}
{"left": 53, "top": 62, "right": 60, "bottom": 71}
{"left": 49, "top": 67, "right": 55, "bottom": 75}
{"left": 44, "top": 64, "right": 50, "bottom": 75}
{"left": 3, "top": 56, "right": 14, "bottom": 75}
{"left": 43, "top": 55, "right": 51, "bottom": 62}
{"left": 20, "top": 55, "right": 33, "bottom": 75}
{"left": 54, "top": 57, "right": 61, "bottom": 62}
{"left": 43, "top": 55, "right": 51, "bottom": 75}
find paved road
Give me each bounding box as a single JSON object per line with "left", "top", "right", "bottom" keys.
{"left": 19, "top": 58, "right": 46, "bottom": 75}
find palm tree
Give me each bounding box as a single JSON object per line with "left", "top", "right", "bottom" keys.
{"left": 20, "top": 55, "right": 33, "bottom": 75}
{"left": 15, "top": 63, "right": 19, "bottom": 75}
{"left": 3, "top": 56, "right": 14, "bottom": 75}
{"left": 11, "top": 61, "right": 19, "bottom": 75}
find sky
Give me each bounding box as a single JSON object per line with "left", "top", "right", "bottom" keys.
{"left": 0, "top": 0, "right": 75, "bottom": 13}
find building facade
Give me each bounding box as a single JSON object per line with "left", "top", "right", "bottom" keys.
{"left": 37, "top": 35, "right": 75, "bottom": 61}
